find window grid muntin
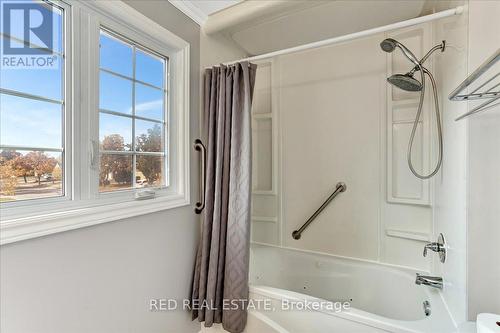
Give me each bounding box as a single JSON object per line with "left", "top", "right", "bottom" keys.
{"left": 99, "top": 29, "right": 166, "bottom": 90}
{"left": 0, "top": 0, "right": 66, "bottom": 202}
{"left": 99, "top": 67, "right": 163, "bottom": 92}
{"left": 98, "top": 27, "right": 167, "bottom": 192}
{"left": 99, "top": 108, "right": 164, "bottom": 124}
{"left": 0, "top": 87, "right": 63, "bottom": 105}
{"left": 0, "top": 33, "right": 63, "bottom": 57}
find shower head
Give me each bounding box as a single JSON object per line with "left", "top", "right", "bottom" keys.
{"left": 380, "top": 38, "right": 397, "bottom": 52}
{"left": 381, "top": 38, "right": 445, "bottom": 180}
{"left": 380, "top": 38, "right": 420, "bottom": 66}
{"left": 387, "top": 73, "right": 422, "bottom": 92}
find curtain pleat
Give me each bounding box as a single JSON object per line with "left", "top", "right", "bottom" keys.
{"left": 191, "top": 62, "right": 257, "bottom": 333}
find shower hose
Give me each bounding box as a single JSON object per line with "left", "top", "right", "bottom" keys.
{"left": 407, "top": 64, "right": 443, "bottom": 179}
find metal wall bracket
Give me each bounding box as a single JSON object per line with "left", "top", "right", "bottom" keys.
{"left": 449, "top": 49, "right": 500, "bottom": 121}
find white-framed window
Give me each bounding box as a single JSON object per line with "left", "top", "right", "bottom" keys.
{"left": 0, "top": 0, "right": 71, "bottom": 206}
{"left": 0, "top": 0, "right": 191, "bottom": 244}
{"left": 98, "top": 28, "right": 168, "bottom": 193}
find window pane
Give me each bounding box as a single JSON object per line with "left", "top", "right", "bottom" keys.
{"left": 99, "top": 154, "right": 132, "bottom": 192}
{"left": 135, "top": 83, "right": 164, "bottom": 121}
{"left": 135, "top": 120, "right": 162, "bottom": 152}
{"left": 52, "top": 3, "right": 64, "bottom": 54}
{"left": 2, "top": 2, "right": 63, "bottom": 54}
{"left": 0, "top": 45, "right": 63, "bottom": 100}
{"left": 0, "top": 150, "right": 62, "bottom": 202}
{"left": 97, "top": 28, "right": 168, "bottom": 195}
{"left": 99, "top": 113, "right": 132, "bottom": 151}
{"left": 136, "top": 49, "right": 164, "bottom": 88}
{"left": 136, "top": 156, "right": 163, "bottom": 188}
{"left": 0, "top": 1, "right": 65, "bottom": 203}
{"left": 0, "top": 94, "right": 62, "bottom": 148}
{"left": 99, "top": 32, "right": 133, "bottom": 78}
{"left": 99, "top": 71, "right": 132, "bottom": 114}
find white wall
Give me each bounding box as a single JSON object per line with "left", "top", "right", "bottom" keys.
{"left": 0, "top": 1, "right": 201, "bottom": 332}
{"left": 200, "top": 31, "right": 247, "bottom": 70}
{"left": 0, "top": 210, "right": 199, "bottom": 333}
{"left": 277, "top": 36, "right": 384, "bottom": 261}
{"left": 467, "top": 0, "right": 500, "bottom": 319}
{"left": 431, "top": 1, "right": 469, "bottom": 324}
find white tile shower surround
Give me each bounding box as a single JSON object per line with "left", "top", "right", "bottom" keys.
{"left": 247, "top": 4, "right": 474, "bottom": 331}
{"left": 251, "top": 22, "right": 444, "bottom": 273}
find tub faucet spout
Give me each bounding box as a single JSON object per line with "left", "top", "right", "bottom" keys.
{"left": 415, "top": 273, "right": 443, "bottom": 289}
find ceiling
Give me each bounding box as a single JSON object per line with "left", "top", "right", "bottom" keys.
{"left": 168, "top": 0, "right": 242, "bottom": 25}
{"left": 170, "top": 0, "right": 428, "bottom": 56}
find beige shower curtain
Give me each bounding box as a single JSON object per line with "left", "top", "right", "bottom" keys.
{"left": 191, "top": 62, "right": 257, "bottom": 333}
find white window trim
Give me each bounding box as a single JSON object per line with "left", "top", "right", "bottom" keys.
{"left": 0, "top": 0, "right": 191, "bottom": 245}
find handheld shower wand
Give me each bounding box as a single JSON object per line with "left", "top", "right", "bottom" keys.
{"left": 380, "top": 38, "right": 421, "bottom": 66}
{"left": 380, "top": 38, "right": 445, "bottom": 179}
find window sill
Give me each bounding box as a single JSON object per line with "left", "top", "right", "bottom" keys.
{"left": 0, "top": 194, "right": 190, "bottom": 245}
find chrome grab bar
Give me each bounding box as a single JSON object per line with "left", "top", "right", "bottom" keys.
{"left": 194, "top": 139, "right": 206, "bottom": 214}
{"left": 292, "top": 182, "right": 347, "bottom": 240}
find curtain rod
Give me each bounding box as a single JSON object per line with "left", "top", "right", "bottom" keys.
{"left": 207, "top": 6, "right": 463, "bottom": 68}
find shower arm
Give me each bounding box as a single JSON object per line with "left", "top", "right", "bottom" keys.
{"left": 409, "top": 41, "right": 446, "bottom": 75}
{"left": 396, "top": 44, "right": 421, "bottom": 67}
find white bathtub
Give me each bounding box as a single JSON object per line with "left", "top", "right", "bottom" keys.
{"left": 247, "top": 243, "right": 457, "bottom": 333}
